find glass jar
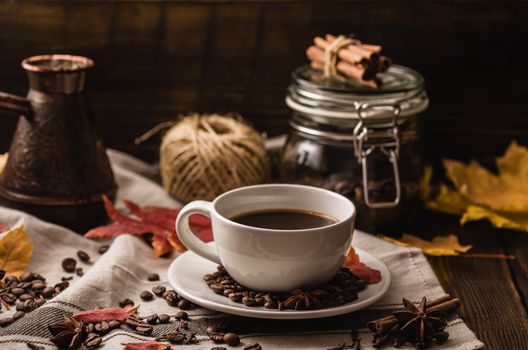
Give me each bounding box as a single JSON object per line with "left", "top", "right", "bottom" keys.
{"left": 279, "top": 65, "right": 429, "bottom": 233}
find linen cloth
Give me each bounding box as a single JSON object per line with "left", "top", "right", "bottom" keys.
{"left": 0, "top": 150, "right": 484, "bottom": 350}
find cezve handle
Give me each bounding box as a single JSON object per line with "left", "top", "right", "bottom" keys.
{"left": 175, "top": 200, "right": 221, "bottom": 264}
{"left": 0, "top": 91, "right": 32, "bottom": 117}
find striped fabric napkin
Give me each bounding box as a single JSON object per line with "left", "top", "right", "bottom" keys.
{"left": 0, "top": 150, "right": 484, "bottom": 349}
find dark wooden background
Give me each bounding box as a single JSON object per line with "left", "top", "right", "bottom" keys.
{"left": 0, "top": 1, "right": 527, "bottom": 162}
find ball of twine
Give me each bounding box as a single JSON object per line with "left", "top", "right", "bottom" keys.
{"left": 160, "top": 113, "right": 269, "bottom": 203}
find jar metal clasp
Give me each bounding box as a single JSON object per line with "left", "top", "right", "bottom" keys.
{"left": 353, "top": 103, "right": 401, "bottom": 208}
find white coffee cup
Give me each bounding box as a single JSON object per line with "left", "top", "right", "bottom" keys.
{"left": 176, "top": 184, "right": 356, "bottom": 292}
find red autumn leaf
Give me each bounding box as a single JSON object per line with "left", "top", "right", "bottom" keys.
{"left": 122, "top": 341, "right": 169, "bottom": 350}
{"left": 152, "top": 233, "right": 174, "bottom": 257}
{"left": 124, "top": 200, "right": 178, "bottom": 232}
{"left": 85, "top": 223, "right": 152, "bottom": 238}
{"left": 0, "top": 223, "right": 9, "bottom": 233}
{"left": 343, "top": 247, "right": 382, "bottom": 284}
{"left": 73, "top": 305, "right": 138, "bottom": 323}
{"left": 196, "top": 227, "right": 214, "bottom": 242}
{"left": 189, "top": 214, "right": 211, "bottom": 227}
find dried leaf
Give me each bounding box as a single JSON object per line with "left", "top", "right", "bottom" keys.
{"left": 0, "top": 225, "right": 34, "bottom": 276}
{"left": 343, "top": 247, "right": 381, "bottom": 284}
{"left": 0, "top": 223, "right": 9, "bottom": 233}
{"left": 444, "top": 141, "right": 528, "bottom": 212}
{"left": 73, "top": 305, "right": 139, "bottom": 323}
{"left": 382, "top": 234, "right": 472, "bottom": 256}
{"left": 85, "top": 196, "right": 212, "bottom": 256}
{"left": 122, "top": 341, "right": 169, "bottom": 350}
{"left": 461, "top": 205, "right": 528, "bottom": 231}
{"left": 426, "top": 185, "right": 470, "bottom": 215}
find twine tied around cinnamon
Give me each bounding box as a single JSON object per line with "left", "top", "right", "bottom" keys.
{"left": 159, "top": 113, "right": 269, "bottom": 203}
{"left": 324, "top": 35, "right": 361, "bottom": 78}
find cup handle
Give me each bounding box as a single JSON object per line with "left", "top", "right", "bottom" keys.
{"left": 176, "top": 200, "right": 221, "bottom": 264}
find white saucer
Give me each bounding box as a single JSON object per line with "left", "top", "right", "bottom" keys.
{"left": 168, "top": 244, "right": 391, "bottom": 319}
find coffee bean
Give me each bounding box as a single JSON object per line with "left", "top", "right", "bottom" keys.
{"left": 119, "top": 298, "right": 134, "bottom": 308}
{"left": 61, "top": 258, "right": 77, "bottom": 273}
{"left": 158, "top": 314, "right": 170, "bottom": 324}
{"left": 224, "top": 332, "right": 240, "bottom": 346}
{"left": 12, "top": 311, "right": 25, "bottom": 321}
{"left": 1, "top": 293, "right": 16, "bottom": 304}
{"left": 211, "top": 347, "right": 227, "bottom": 350}
{"left": 165, "top": 332, "right": 185, "bottom": 344}
{"left": 15, "top": 301, "right": 27, "bottom": 312}
{"left": 10, "top": 288, "right": 25, "bottom": 296}
{"left": 255, "top": 297, "right": 265, "bottom": 306}
{"left": 147, "top": 273, "right": 160, "bottom": 281}
{"left": 39, "top": 286, "right": 53, "bottom": 299}
{"left": 98, "top": 245, "right": 109, "bottom": 254}
{"left": 264, "top": 301, "right": 278, "bottom": 309}
{"left": 0, "top": 318, "right": 13, "bottom": 327}
{"left": 144, "top": 314, "right": 158, "bottom": 324}
{"left": 54, "top": 281, "right": 69, "bottom": 291}
{"left": 228, "top": 293, "right": 243, "bottom": 302}
{"left": 76, "top": 268, "right": 84, "bottom": 277}
{"left": 179, "top": 319, "right": 188, "bottom": 329}
{"left": 77, "top": 250, "right": 90, "bottom": 262}
{"left": 164, "top": 290, "right": 178, "bottom": 306}
{"left": 152, "top": 285, "right": 166, "bottom": 296}
{"left": 223, "top": 289, "right": 234, "bottom": 297}
{"left": 177, "top": 298, "right": 191, "bottom": 309}
{"left": 84, "top": 332, "right": 102, "bottom": 348}
{"left": 61, "top": 276, "right": 73, "bottom": 282}
{"left": 244, "top": 343, "right": 262, "bottom": 350}
{"left": 19, "top": 272, "right": 34, "bottom": 282}
{"left": 136, "top": 325, "right": 153, "bottom": 335}
{"left": 4, "top": 275, "right": 19, "bottom": 285}
{"left": 204, "top": 274, "right": 215, "bottom": 281}
{"left": 94, "top": 321, "right": 110, "bottom": 334}
{"left": 242, "top": 297, "right": 256, "bottom": 307}
{"left": 140, "top": 290, "right": 153, "bottom": 301}
{"left": 174, "top": 311, "right": 188, "bottom": 320}
{"left": 209, "top": 332, "right": 225, "bottom": 343}
{"left": 210, "top": 284, "right": 224, "bottom": 294}
{"left": 31, "top": 298, "right": 44, "bottom": 309}
{"left": 18, "top": 294, "right": 34, "bottom": 302}
{"left": 31, "top": 281, "right": 46, "bottom": 290}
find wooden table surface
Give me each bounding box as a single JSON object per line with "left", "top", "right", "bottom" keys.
{"left": 403, "top": 210, "right": 528, "bottom": 350}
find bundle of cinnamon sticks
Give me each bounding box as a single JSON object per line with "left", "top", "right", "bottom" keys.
{"left": 306, "top": 34, "right": 391, "bottom": 88}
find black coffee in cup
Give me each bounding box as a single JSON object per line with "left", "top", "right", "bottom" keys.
{"left": 231, "top": 209, "right": 337, "bottom": 230}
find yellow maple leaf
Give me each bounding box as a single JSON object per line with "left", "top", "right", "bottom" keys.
{"left": 0, "top": 226, "right": 35, "bottom": 276}
{"left": 444, "top": 141, "right": 528, "bottom": 212}
{"left": 426, "top": 184, "right": 471, "bottom": 215}
{"left": 382, "top": 233, "right": 472, "bottom": 256}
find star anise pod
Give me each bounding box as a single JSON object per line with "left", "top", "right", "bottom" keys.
{"left": 392, "top": 297, "right": 448, "bottom": 349}
{"left": 282, "top": 289, "right": 328, "bottom": 310}
{"left": 48, "top": 316, "right": 86, "bottom": 350}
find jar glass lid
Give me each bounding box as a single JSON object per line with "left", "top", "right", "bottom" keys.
{"left": 287, "top": 65, "right": 428, "bottom": 121}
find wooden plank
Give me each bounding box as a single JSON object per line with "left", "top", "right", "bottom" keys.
{"left": 405, "top": 211, "right": 528, "bottom": 349}
{"left": 0, "top": 1, "right": 527, "bottom": 163}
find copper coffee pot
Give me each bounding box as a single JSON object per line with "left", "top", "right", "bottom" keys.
{"left": 0, "top": 55, "right": 117, "bottom": 231}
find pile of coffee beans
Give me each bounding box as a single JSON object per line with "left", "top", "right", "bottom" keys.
{"left": 0, "top": 270, "right": 70, "bottom": 327}
{"left": 204, "top": 265, "right": 368, "bottom": 311}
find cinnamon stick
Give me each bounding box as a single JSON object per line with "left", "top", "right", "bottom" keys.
{"left": 367, "top": 295, "right": 460, "bottom": 335}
